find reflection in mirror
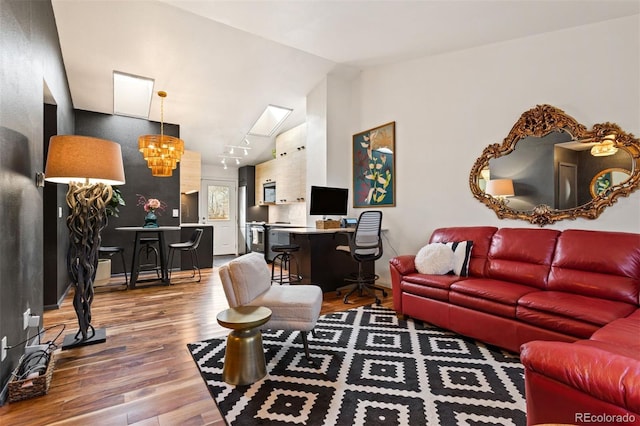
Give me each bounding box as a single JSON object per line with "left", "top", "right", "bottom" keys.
{"left": 590, "top": 168, "right": 631, "bottom": 198}
{"left": 487, "top": 133, "right": 634, "bottom": 211}
{"left": 470, "top": 104, "right": 640, "bottom": 226}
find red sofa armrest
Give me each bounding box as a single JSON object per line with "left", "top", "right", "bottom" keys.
{"left": 389, "top": 255, "right": 416, "bottom": 314}
{"left": 521, "top": 340, "right": 640, "bottom": 414}
{"left": 389, "top": 255, "right": 416, "bottom": 275}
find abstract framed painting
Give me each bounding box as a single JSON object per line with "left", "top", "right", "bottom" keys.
{"left": 352, "top": 121, "right": 396, "bottom": 207}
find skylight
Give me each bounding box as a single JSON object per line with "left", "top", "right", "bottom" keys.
{"left": 113, "top": 71, "right": 154, "bottom": 118}
{"left": 247, "top": 104, "right": 293, "bottom": 137}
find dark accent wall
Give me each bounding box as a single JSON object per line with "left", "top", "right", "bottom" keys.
{"left": 43, "top": 103, "right": 70, "bottom": 309}
{"left": 74, "top": 111, "right": 182, "bottom": 274}
{"left": 180, "top": 193, "right": 199, "bottom": 223}
{"left": 0, "top": 0, "right": 74, "bottom": 400}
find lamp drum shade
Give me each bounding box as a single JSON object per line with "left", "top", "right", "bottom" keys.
{"left": 485, "top": 178, "right": 514, "bottom": 197}
{"left": 45, "top": 135, "right": 126, "bottom": 185}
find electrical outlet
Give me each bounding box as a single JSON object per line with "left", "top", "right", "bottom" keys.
{"left": 172, "top": 208, "right": 179, "bottom": 218}
{"left": 1, "top": 336, "right": 7, "bottom": 361}
{"left": 28, "top": 315, "right": 40, "bottom": 328}
{"left": 23, "top": 308, "right": 31, "bottom": 330}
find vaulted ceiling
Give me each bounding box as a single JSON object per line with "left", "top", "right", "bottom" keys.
{"left": 51, "top": 0, "right": 639, "bottom": 166}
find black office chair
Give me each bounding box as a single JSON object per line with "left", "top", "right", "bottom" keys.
{"left": 336, "top": 210, "right": 387, "bottom": 305}
{"left": 168, "top": 228, "right": 204, "bottom": 282}
{"left": 97, "top": 246, "right": 128, "bottom": 289}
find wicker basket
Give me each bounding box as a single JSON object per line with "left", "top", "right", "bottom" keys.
{"left": 8, "top": 352, "right": 56, "bottom": 403}
{"left": 315, "top": 220, "right": 340, "bottom": 229}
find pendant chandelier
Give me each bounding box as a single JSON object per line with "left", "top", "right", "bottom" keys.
{"left": 138, "top": 91, "right": 185, "bottom": 177}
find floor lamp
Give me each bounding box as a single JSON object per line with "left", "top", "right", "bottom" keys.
{"left": 45, "top": 135, "right": 126, "bottom": 349}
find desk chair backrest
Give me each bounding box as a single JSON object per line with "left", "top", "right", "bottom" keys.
{"left": 351, "top": 211, "right": 383, "bottom": 261}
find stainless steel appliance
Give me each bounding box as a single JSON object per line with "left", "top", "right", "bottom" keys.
{"left": 247, "top": 222, "right": 266, "bottom": 254}
{"left": 238, "top": 166, "right": 268, "bottom": 254}
{"left": 263, "top": 182, "right": 276, "bottom": 204}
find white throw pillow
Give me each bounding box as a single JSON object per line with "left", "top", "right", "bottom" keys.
{"left": 415, "top": 243, "right": 455, "bottom": 275}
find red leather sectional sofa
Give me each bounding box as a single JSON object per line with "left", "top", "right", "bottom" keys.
{"left": 389, "top": 227, "right": 640, "bottom": 425}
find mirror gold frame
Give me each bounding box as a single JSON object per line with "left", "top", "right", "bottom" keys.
{"left": 469, "top": 104, "right": 640, "bottom": 226}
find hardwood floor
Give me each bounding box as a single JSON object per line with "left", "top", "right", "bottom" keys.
{"left": 0, "top": 263, "right": 393, "bottom": 425}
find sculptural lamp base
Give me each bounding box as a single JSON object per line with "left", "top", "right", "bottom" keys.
{"left": 61, "top": 327, "right": 106, "bottom": 350}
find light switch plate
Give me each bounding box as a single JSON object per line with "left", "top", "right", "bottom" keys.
{"left": 172, "top": 208, "right": 179, "bottom": 218}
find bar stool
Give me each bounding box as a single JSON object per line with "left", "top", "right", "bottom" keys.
{"left": 98, "top": 246, "right": 128, "bottom": 288}
{"left": 167, "top": 228, "right": 204, "bottom": 283}
{"left": 137, "top": 237, "right": 161, "bottom": 279}
{"left": 270, "top": 244, "right": 302, "bottom": 285}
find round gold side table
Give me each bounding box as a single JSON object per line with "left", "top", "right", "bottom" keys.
{"left": 216, "top": 306, "right": 272, "bottom": 385}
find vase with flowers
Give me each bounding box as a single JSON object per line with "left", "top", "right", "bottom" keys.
{"left": 137, "top": 195, "right": 166, "bottom": 228}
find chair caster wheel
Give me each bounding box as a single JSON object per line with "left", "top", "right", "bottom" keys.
{"left": 375, "top": 298, "right": 381, "bottom": 306}
{"left": 343, "top": 296, "right": 350, "bottom": 304}
{"left": 382, "top": 290, "right": 388, "bottom": 297}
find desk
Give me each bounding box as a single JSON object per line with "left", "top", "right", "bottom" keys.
{"left": 115, "top": 226, "right": 181, "bottom": 288}
{"left": 271, "top": 227, "right": 373, "bottom": 293}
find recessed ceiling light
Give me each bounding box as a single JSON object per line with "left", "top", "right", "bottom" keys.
{"left": 248, "top": 104, "right": 293, "bottom": 137}
{"left": 113, "top": 71, "right": 154, "bottom": 118}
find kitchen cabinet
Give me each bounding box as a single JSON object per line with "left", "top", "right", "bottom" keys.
{"left": 275, "top": 124, "right": 306, "bottom": 204}
{"left": 255, "top": 159, "right": 277, "bottom": 204}
{"left": 255, "top": 123, "right": 306, "bottom": 205}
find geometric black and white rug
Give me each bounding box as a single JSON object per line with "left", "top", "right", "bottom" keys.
{"left": 188, "top": 305, "right": 526, "bottom": 425}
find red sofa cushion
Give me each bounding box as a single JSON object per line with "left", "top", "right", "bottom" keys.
{"left": 449, "top": 278, "right": 538, "bottom": 318}
{"left": 486, "top": 228, "right": 560, "bottom": 289}
{"left": 429, "top": 226, "right": 497, "bottom": 277}
{"left": 588, "top": 310, "right": 640, "bottom": 357}
{"left": 517, "top": 291, "right": 636, "bottom": 338}
{"left": 402, "top": 272, "right": 460, "bottom": 290}
{"left": 548, "top": 229, "right": 640, "bottom": 304}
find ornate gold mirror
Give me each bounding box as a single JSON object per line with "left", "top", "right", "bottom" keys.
{"left": 469, "top": 104, "right": 640, "bottom": 226}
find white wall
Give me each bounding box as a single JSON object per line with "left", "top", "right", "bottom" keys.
{"left": 344, "top": 15, "right": 640, "bottom": 284}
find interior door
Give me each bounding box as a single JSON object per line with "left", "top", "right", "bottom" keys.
{"left": 201, "top": 179, "right": 238, "bottom": 255}
{"left": 558, "top": 162, "right": 577, "bottom": 210}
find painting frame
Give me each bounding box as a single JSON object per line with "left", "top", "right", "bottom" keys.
{"left": 352, "top": 121, "right": 396, "bottom": 207}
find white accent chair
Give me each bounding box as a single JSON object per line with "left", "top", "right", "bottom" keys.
{"left": 218, "top": 252, "right": 322, "bottom": 360}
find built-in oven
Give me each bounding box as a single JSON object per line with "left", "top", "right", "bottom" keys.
{"left": 248, "top": 223, "right": 266, "bottom": 254}
{"left": 263, "top": 182, "right": 276, "bottom": 204}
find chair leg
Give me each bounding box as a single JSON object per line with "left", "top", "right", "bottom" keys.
{"left": 343, "top": 261, "right": 384, "bottom": 305}
{"left": 167, "top": 247, "right": 175, "bottom": 281}
{"left": 190, "top": 248, "right": 201, "bottom": 282}
{"left": 118, "top": 250, "right": 128, "bottom": 288}
{"left": 300, "top": 331, "right": 311, "bottom": 361}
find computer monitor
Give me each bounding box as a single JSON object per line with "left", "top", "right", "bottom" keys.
{"left": 309, "top": 186, "right": 348, "bottom": 217}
